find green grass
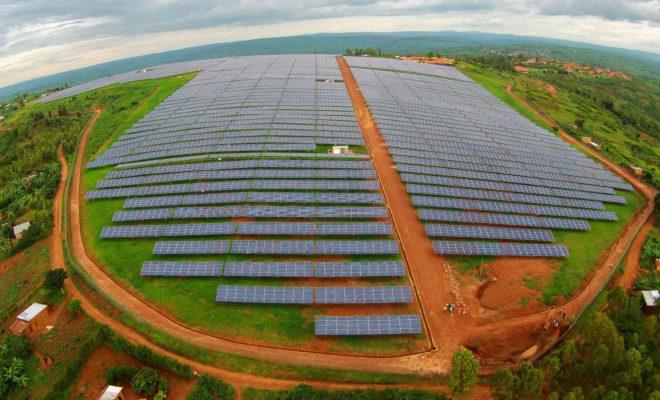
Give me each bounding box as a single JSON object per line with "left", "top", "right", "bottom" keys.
{"left": 76, "top": 77, "right": 422, "bottom": 354}
{"left": 543, "top": 189, "right": 644, "bottom": 304}
{"left": 0, "top": 243, "right": 50, "bottom": 323}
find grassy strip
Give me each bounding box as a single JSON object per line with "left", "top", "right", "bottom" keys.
{"left": 242, "top": 384, "right": 448, "bottom": 400}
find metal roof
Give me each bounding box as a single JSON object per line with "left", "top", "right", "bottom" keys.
{"left": 641, "top": 290, "right": 659, "bottom": 307}
{"left": 99, "top": 385, "right": 123, "bottom": 400}
{"left": 17, "top": 303, "right": 47, "bottom": 322}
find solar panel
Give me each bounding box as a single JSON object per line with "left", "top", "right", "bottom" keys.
{"left": 140, "top": 261, "right": 222, "bottom": 277}
{"left": 314, "top": 240, "right": 399, "bottom": 255}
{"left": 425, "top": 224, "right": 554, "bottom": 242}
{"left": 153, "top": 240, "right": 230, "bottom": 255}
{"left": 315, "top": 315, "right": 422, "bottom": 335}
{"left": 223, "top": 262, "right": 314, "bottom": 277}
{"left": 230, "top": 240, "right": 314, "bottom": 255}
{"left": 315, "top": 286, "right": 413, "bottom": 304}
{"left": 314, "top": 262, "right": 405, "bottom": 277}
{"left": 418, "top": 209, "right": 591, "bottom": 231}
{"left": 433, "top": 241, "right": 569, "bottom": 257}
{"left": 215, "top": 285, "right": 313, "bottom": 304}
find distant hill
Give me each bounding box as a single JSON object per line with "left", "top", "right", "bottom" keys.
{"left": 2, "top": 31, "right": 659, "bottom": 100}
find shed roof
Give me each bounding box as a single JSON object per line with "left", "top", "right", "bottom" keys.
{"left": 99, "top": 385, "right": 123, "bottom": 400}
{"left": 17, "top": 303, "right": 47, "bottom": 322}
{"left": 13, "top": 221, "right": 31, "bottom": 235}
{"left": 641, "top": 290, "right": 659, "bottom": 307}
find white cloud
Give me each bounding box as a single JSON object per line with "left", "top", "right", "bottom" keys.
{"left": 0, "top": 2, "right": 658, "bottom": 87}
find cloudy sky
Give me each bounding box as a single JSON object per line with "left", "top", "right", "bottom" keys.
{"left": 1, "top": 0, "right": 659, "bottom": 87}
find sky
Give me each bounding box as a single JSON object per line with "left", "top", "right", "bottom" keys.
{"left": 1, "top": 0, "right": 659, "bottom": 88}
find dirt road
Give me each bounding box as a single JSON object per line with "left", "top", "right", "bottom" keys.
{"left": 337, "top": 56, "right": 474, "bottom": 366}
{"left": 617, "top": 215, "right": 655, "bottom": 292}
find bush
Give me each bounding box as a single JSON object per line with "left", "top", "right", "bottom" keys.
{"left": 187, "top": 375, "right": 235, "bottom": 400}
{"left": 131, "top": 367, "right": 167, "bottom": 397}
{"left": 43, "top": 268, "right": 67, "bottom": 292}
{"left": 104, "top": 365, "right": 140, "bottom": 384}
{"left": 67, "top": 299, "right": 82, "bottom": 314}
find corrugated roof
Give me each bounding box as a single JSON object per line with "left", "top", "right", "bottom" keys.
{"left": 641, "top": 290, "right": 659, "bottom": 307}
{"left": 12, "top": 221, "right": 31, "bottom": 235}
{"left": 17, "top": 303, "right": 47, "bottom": 322}
{"left": 99, "top": 385, "right": 123, "bottom": 400}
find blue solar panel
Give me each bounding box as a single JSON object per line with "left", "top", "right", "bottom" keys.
{"left": 315, "top": 315, "right": 422, "bottom": 335}
{"left": 315, "top": 286, "right": 413, "bottom": 304}
{"left": 433, "top": 241, "right": 569, "bottom": 257}
{"left": 425, "top": 224, "right": 554, "bottom": 242}
{"left": 215, "top": 285, "right": 313, "bottom": 304}
{"left": 140, "top": 261, "right": 222, "bottom": 277}
{"left": 223, "top": 262, "right": 314, "bottom": 277}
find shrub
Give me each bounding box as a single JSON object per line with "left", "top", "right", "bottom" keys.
{"left": 187, "top": 375, "right": 235, "bottom": 400}
{"left": 131, "top": 367, "right": 167, "bottom": 396}
{"left": 43, "top": 268, "right": 67, "bottom": 292}
{"left": 104, "top": 365, "right": 140, "bottom": 384}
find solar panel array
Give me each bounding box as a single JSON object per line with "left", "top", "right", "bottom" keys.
{"left": 215, "top": 285, "right": 413, "bottom": 304}
{"left": 315, "top": 315, "right": 422, "bottom": 335}
{"left": 141, "top": 261, "right": 405, "bottom": 278}
{"left": 85, "top": 55, "right": 419, "bottom": 337}
{"left": 346, "top": 56, "right": 629, "bottom": 258}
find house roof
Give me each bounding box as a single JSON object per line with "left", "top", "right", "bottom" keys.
{"left": 641, "top": 290, "right": 659, "bottom": 307}
{"left": 99, "top": 385, "right": 123, "bottom": 400}
{"left": 17, "top": 303, "right": 47, "bottom": 322}
{"left": 13, "top": 221, "right": 31, "bottom": 235}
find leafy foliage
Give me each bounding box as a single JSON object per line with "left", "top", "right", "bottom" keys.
{"left": 187, "top": 375, "right": 235, "bottom": 400}
{"left": 242, "top": 384, "right": 447, "bottom": 400}
{"left": 131, "top": 367, "right": 168, "bottom": 396}
{"left": 43, "top": 268, "right": 68, "bottom": 292}
{"left": 449, "top": 347, "right": 479, "bottom": 397}
{"left": 0, "top": 335, "right": 32, "bottom": 397}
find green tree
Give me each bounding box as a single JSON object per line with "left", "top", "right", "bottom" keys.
{"left": 449, "top": 347, "right": 479, "bottom": 398}
{"left": 131, "top": 367, "right": 167, "bottom": 396}
{"left": 43, "top": 268, "right": 67, "bottom": 292}
{"left": 493, "top": 368, "right": 516, "bottom": 400}
{"left": 574, "top": 119, "right": 585, "bottom": 130}
{"left": 516, "top": 362, "right": 544, "bottom": 399}
{"left": 67, "top": 299, "right": 82, "bottom": 315}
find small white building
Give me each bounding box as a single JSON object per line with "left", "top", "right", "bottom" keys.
{"left": 10, "top": 303, "right": 49, "bottom": 335}
{"left": 13, "top": 221, "right": 31, "bottom": 239}
{"left": 99, "top": 385, "right": 125, "bottom": 400}
{"left": 332, "top": 145, "right": 350, "bottom": 155}
{"left": 641, "top": 290, "right": 659, "bottom": 313}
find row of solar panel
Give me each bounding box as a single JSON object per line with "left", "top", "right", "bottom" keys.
{"left": 315, "top": 315, "right": 422, "bottom": 336}
{"left": 97, "top": 169, "right": 376, "bottom": 189}
{"left": 115, "top": 152, "right": 370, "bottom": 170}
{"left": 107, "top": 159, "right": 373, "bottom": 179}
{"left": 87, "top": 179, "right": 380, "bottom": 200}
{"left": 393, "top": 155, "right": 629, "bottom": 190}
{"left": 412, "top": 196, "right": 617, "bottom": 221}
{"left": 425, "top": 224, "right": 554, "bottom": 242}
{"left": 123, "top": 192, "right": 384, "bottom": 208}
{"left": 140, "top": 260, "right": 405, "bottom": 277}
{"left": 433, "top": 241, "right": 569, "bottom": 257}
{"left": 153, "top": 240, "right": 400, "bottom": 255}
{"left": 401, "top": 173, "right": 624, "bottom": 204}
{"left": 102, "top": 136, "right": 365, "bottom": 159}
{"left": 406, "top": 183, "right": 605, "bottom": 210}
{"left": 418, "top": 209, "right": 591, "bottom": 231}
{"left": 101, "top": 222, "right": 393, "bottom": 238}
{"left": 397, "top": 163, "right": 616, "bottom": 195}
{"left": 112, "top": 205, "right": 388, "bottom": 222}
{"left": 215, "top": 285, "right": 413, "bottom": 304}
{"left": 89, "top": 143, "right": 319, "bottom": 167}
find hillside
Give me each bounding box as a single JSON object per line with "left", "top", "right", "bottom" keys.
{"left": 1, "top": 31, "right": 659, "bottom": 100}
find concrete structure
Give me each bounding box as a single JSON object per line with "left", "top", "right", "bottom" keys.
{"left": 12, "top": 221, "right": 30, "bottom": 239}
{"left": 99, "top": 385, "right": 125, "bottom": 400}
{"left": 332, "top": 145, "right": 350, "bottom": 154}
{"left": 641, "top": 290, "right": 659, "bottom": 313}
{"left": 10, "top": 303, "right": 49, "bottom": 335}
{"left": 629, "top": 165, "right": 644, "bottom": 177}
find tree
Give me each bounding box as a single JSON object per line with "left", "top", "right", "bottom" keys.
{"left": 67, "top": 299, "right": 82, "bottom": 315}
{"left": 516, "top": 362, "right": 544, "bottom": 399}
{"left": 574, "top": 119, "right": 585, "bottom": 130}
{"left": 449, "top": 347, "right": 479, "bottom": 398}
{"left": 344, "top": 48, "right": 354, "bottom": 56}
{"left": 131, "top": 367, "right": 167, "bottom": 396}
{"left": 43, "top": 268, "right": 67, "bottom": 292}
{"left": 493, "top": 369, "right": 516, "bottom": 400}
{"left": 57, "top": 104, "right": 67, "bottom": 116}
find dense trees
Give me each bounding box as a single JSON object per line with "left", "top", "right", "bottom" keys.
{"left": 0, "top": 335, "right": 32, "bottom": 397}
{"left": 187, "top": 375, "right": 235, "bottom": 400}
{"left": 449, "top": 346, "right": 479, "bottom": 398}
{"left": 494, "top": 286, "right": 659, "bottom": 399}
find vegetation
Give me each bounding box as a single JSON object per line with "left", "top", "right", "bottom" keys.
{"left": 449, "top": 347, "right": 479, "bottom": 398}
{"left": 492, "top": 286, "right": 659, "bottom": 399}
{"left": 242, "top": 384, "right": 447, "bottom": 400}
{"left": 0, "top": 243, "right": 50, "bottom": 322}
{"left": 42, "top": 268, "right": 67, "bottom": 293}
{"left": 131, "top": 367, "right": 168, "bottom": 397}
{"left": 636, "top": 232, "right": 660, "bottom": 290}
{"left": 0, "top": 335, "right": 32, "bottom": 396}
{"left": 187, "top": 375, "right": 235, "bottom": 400}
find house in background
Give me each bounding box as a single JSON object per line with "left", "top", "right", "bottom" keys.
{"left": 10, "top": 303, "right": 50, "bottom": 335}
{"left": 12, "top": 221, "right": 31, "bottom": 240}
{"left": 641, "top": 290, "right": 659, "bottom": 314}
{"left": 99, "top": 385, "right": 125, "bottom": 400}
